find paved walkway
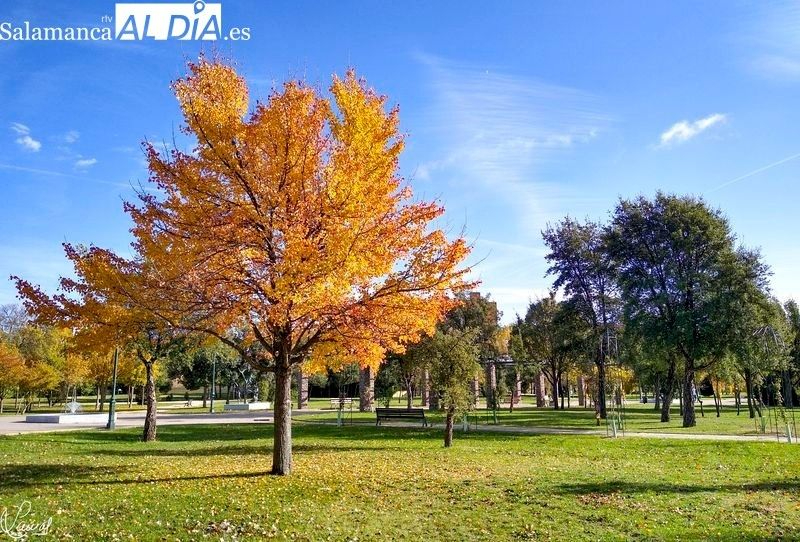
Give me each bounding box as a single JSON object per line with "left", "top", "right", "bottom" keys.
{"left": 0, "top": 409, "right": 792, "bottom": 443}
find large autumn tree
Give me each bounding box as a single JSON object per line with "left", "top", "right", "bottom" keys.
{"left": 15, "top": 57, "right": 470, "bottom": 475}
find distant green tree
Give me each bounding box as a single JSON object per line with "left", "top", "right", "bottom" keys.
{"left": 424, "top": 328, "right": 480, "bottom": 447}
{"left": 440, "top": 293, "right": 501, "bottom": 407}
{"left": 730, "top": 295, "right": 790, "bottom": 418}
{"left": 515, "top": 294, "right": 589, "bottom": 410}
{"left": 784, "top": 300, "right": 800, "bottom": 408}
{"left": 543, "top": 219, "right": 616, "bottom": 418}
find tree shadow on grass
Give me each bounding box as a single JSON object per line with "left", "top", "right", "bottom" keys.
{"left": 85, "top": 440, "right": 409, "bottom": 458}
{"left": 0, "top": 463, "right": 128, "bottom": 490}
{"left": 557, "top": 478, "right": 800, "bottom": 496}
{"left": 57, "top": 422, "right": 449, "bottom": 447}
{"left": 0, "top": 462, "right": 269, "bottom": 490}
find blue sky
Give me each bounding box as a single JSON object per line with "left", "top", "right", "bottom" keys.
{"left": 1, "top": 0, "right": 799, "bottom": 323}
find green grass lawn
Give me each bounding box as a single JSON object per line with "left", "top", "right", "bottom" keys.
{"left": 1, "top": 423, "right": 799, "bottom": 540}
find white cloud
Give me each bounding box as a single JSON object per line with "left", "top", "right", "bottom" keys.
{"left": 63, "top": 130, "right": 80, "bottom": 144}
{"left": 10, "top": 122, "right": 42, "bottom": 152}
{"left": 659, "top": 113, "right": 726, "bottom": 146}
{"left": 74, "top": 158, "right": 98, "bottom": 168}
{"left": 16, "top": 135, "right": 42, "bottom": 152}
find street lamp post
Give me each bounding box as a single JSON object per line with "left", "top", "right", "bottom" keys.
{"left": 209, "top": 354, "right": 217, "bottom": 414}
{"left": 106, "top": 348, "right": 119, "bottom": 430}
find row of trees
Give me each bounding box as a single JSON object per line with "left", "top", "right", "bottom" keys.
{"left": 0, "top": 305, "right": 152, "bottom": 413}
{"left": 522, "top": 192, "right": 796, "bottom": 427}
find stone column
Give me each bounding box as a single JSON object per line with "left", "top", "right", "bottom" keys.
{"left": 577, "top": 375, "right": 586, "bottom": 407}
{"left": 429, "top": 389, "right": 440, "bottom": 411}
{"left": 471, "top": 376, "right": 480, "bottom": 406}
{"left": 296, "top": 369, "right": 309, "bottom": 410}
{"left": 534, "top": 371, "right": 546, "bottom": 407}
{"left": 421, "top": 368, "right": 430, "bottom": 407}
{"left": 485, "top": 361, "right": 497, "bottom": 408}
{"left": 359, "top": 366, "right": 375, "bottom": 412}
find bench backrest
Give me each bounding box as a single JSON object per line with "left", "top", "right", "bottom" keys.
{"left": 375, "top": 408, "right": 425, "bottom": 416}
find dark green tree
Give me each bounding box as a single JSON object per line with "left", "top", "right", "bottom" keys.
{"left": 605, "top": 193, "right": 769, "bottom": 427}
{"left": 543, "top": 219, "right": 616, "bottom": 417}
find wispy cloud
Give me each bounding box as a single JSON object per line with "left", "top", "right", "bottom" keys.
{"left": 740, "top": 2, "right": 800, "bottom": 81}
{"left": 658, "top": 113, "right": 726, "bottom": 147}
{"left": 62, "top": 130, "right": 80, "bottom": 144}
{"left": 10, "top": 122, "right": 42, "bottom": 152}
{"left": 415, "top": 55, "right": 611, "bottom": 321}
{"left": 10, "top": 123, "right": 29, "bottom": 135}
{"left": 417, "top": 54, "right": 611, "bottom": 233}
{"left": 75, "top": 157, "right": 98, "bottom": 169}
{"left": 0, "top": 162, "right": 138, "bottom": 190}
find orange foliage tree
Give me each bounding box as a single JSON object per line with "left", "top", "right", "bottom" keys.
{"left": 15, "top": 262, "right": 191, "bottom": 441}
{"left": 0, "top": 341, "right": 25, "bottom": 413}
{"left": 15, "top": 57, "right": 471, "bottom": 474}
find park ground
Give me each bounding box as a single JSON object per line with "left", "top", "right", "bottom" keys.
{"left": 1, "top": 417, "right": 800, "bottom": 541}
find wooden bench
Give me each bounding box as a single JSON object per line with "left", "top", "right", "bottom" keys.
{"left": 375, "top": 407, "right": 427, "bottom": 427}
{"left": 330, "top": 398, "right": 353, "bottom": 409}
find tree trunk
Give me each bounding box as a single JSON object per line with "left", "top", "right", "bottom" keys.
{"left": 712, "top": 379, "right": 721, "bottom": 417}
{"left": 654, "top": 376, "right": 661, "bottom": 411}
{"left": 551, "top": 375, "right": 560, "bottom": 410}
{"left": 745, "top": 369, "right": 756, "bottom": 419}
{"left": 358, "top": 366, "right": 374, "bottom": 412}
{"left": 95, "top": 387, "right": 101, "bottom": 411}
{"left": 406, "top": 379, "right": 413, "bottom": 410}
{"left": 128, "top": 385, "right": 133, "bottom": 407}
{"left": 272, "top": 362, "right": 293, "bottom": 476}
{"left": 99, "top": 385, "right": 106, "bottom": 413}
{"left": 734, "top": 384, "right": 740, "bottom": 415}
{"left": 444, "top": 406, "right": 455, "bottom": 447}
{"left": 297, "top": 370, "right": 309, "bottom": 410}
{"left": 202, "top": 385, "right": 208, "bottom": 408}
{"left": 597, "top": 357, "right": 607, "bottom": 419}
{"left": 534, "top": 372, "right": 545, "bottom": 407}
{"left": 0, "top": 396, "right": 4, "bottom": 414}
{"left": 421, "top": 369, "right": 430, "bottom": 408}
{"left": 660, "top": 362, "right": 677, "bottom": 422}
{"left": 142, "top": 362, "right": 157, "bottom": 442}
{"left": 783, "top": 372, "right": 793, "bottom": 408}
{"left": 682, "top": 362, "right": 696, "bottom": 428}
{"left": 577, "top": 375, "right": 586, "bottom": 407}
